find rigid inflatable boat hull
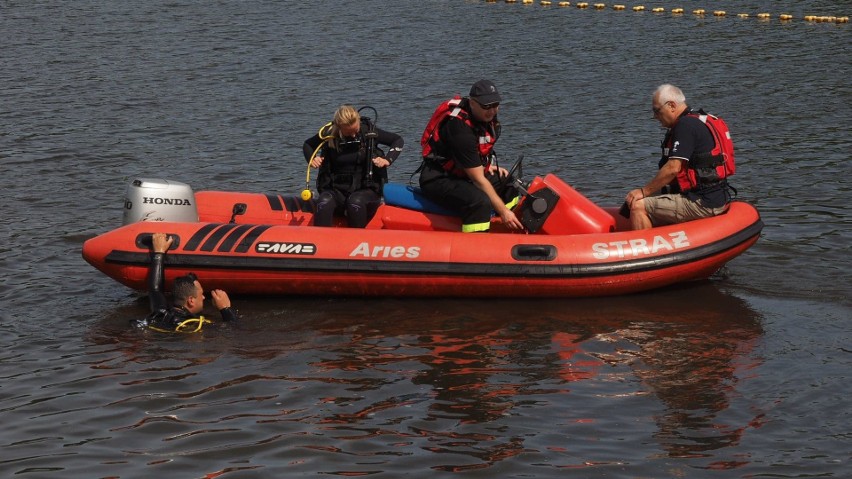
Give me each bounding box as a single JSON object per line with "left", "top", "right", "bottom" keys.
{"left": 82, "top": 199, "right": 762, "bottom": 298}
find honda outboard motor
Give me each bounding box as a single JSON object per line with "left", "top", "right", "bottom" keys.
{"left": 122, "top": 178, "right": 198, "bottom": 225}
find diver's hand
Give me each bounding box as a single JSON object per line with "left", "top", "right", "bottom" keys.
{"left": 152, "top": 232, "right": 173, "bottom": 254}
{"left": 372, "top": 157, "right": 391, "bottom": 168}
{"left": 210, "top": 289, "right": 231, "bottom": 310}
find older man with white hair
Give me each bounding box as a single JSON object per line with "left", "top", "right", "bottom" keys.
{"left": 624, "top": 84, "right": 736, "bottom": 230}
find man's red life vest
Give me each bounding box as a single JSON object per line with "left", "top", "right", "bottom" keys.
{"left": 420, "top": 96, "right": 499, "bottom": 176}
{"left": 667, "top": 109, "right": 736, "bottom": 192}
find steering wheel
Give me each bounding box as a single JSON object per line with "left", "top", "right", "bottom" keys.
{"left": 507, "top": 154, "right": 524, "bottom": 181}
{"left": 503, "top": 155, "right": 547, "bottom": 215}
{"left": 497, "top": 155, "right": 524, "bottom": 191}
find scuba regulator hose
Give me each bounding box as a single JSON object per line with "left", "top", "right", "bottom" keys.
{"left": 302, "top": 122, "right": 335, "bottom": 201}
{"left": 146, "top": 316, "right": 212, "bottom": 334}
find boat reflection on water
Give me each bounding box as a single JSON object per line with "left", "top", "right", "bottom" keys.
{"left": 84, "top": 282, "right": 764, "bottom": 473}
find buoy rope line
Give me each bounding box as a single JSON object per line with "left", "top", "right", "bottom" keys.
{"left": 483, "top": 1, "right": 849, "bottom": 24}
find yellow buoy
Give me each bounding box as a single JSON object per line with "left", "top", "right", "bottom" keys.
{"left": 779, "top": 14, "right": 793, "bottom": 21}
{"left": 300, "top": 189, "right": 312, "bottom": 201}
{"left": 558, "top": 1, "right": 571, "bottom": 6}
{"left": 633, "top": 5, "right": 644, "bottom": 12}
{"left": 577, "top": 2, "right": 588, "bottom": 8}
{"left": 541, "top": 0, "right": 552, "bottom": 5}
{"left": 613, "top": 4, "right": 625, "bottom": 10}
{"left": 713, "top": 10, "right": 726, "bottom": 17}
{"left": 804, "top": 15, "right": 816, "bottom": 22}
{"left": 522, "top": 0, "right": 532, "bottom": 4}
{"left": 757, "top": 13, "right": 771, "bottom": 20}
{"left": 672, "top": 8, "right": 684, "bottom": 15}
{"left": 838, "top": 16, "right": 849, "bottom": 23}
{"left": 693, "top": 9, "right": 705, "bottom": 15}
{"left": 594, "top": 3, "right": 605, "bottom": 9}
{"left": 652, "top": 7, "right": 665, "bottom": 13}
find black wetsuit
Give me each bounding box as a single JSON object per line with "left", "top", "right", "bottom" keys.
{"left": 132, "top": 251, "right": 237, "bottom": 330}
{"left": 302, "top": 119, "right": 404, "bottom": 227}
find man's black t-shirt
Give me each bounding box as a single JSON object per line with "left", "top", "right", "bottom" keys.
{"left": 667, "top": 113, "right": 729, "bottom": 208}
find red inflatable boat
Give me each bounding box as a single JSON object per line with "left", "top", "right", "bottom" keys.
{"left": 82, "top": 170, "right": 762, "bottom": 297}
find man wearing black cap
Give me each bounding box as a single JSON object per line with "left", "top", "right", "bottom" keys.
{"left": 419, "top": 79, "right": 523, "bottom": 232}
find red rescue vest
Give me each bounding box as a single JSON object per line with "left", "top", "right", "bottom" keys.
{"left": 667, "top": 109, "right": 736, "bottom": 192}
{"left": 421, "top": 96, "right": 499, "bottom": 176}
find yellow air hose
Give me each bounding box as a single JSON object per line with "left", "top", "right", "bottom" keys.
{"left": 147, "top": 316, "right": 212, "bottom": 333}
{"left": 302, "top": 122, "right": 335, "bottom": 201}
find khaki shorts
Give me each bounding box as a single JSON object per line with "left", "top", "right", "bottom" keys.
{"left": 645, "top": 194, "right": 729, "bottom": 227}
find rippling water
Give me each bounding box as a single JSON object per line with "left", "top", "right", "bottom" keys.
{"left": 2, "top": 0, "right": 851, "bottom": 477}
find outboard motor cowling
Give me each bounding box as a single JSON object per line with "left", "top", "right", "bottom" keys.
{"left": 122, "top": 178, "right": 198, "bottom": 225}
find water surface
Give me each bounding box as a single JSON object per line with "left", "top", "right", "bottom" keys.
{"left": 1, "top": 1, "right": 850, "bottom": 477}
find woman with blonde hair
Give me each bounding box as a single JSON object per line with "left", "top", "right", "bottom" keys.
{"left": 302, "top": 105, "right": 404, "bottom": 227}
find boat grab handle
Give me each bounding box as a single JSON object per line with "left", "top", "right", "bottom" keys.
{"left": 512, "top": 244, "right": 557, "bottom": 261}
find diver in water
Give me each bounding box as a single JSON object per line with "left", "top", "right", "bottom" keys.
{"left": 133, "top": 232, "right": 237, "bottom": 332}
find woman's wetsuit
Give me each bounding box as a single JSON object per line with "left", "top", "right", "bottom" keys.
{"left": 302, "top": 119, "right": 403, "bottom": 227}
